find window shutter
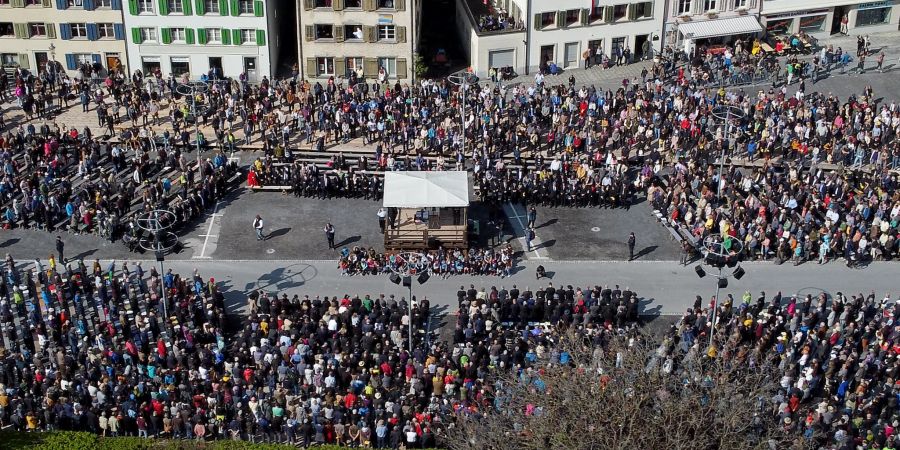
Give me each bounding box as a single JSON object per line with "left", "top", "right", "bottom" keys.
{"left": 161, "top": 27, "right": 172, "bottom": 43}
{"left": 333, "top": 25, "right": 344, "bottom": 42}
{"left": 394, "top": 0, "right": 404, "bottom": 10}
{"left": 128, "top": 0, "right": 138, "bottom": 14}
{"left": 557, "top": 11, "right": 565, "bottom": 27}
{"left": 230, "top": 0, "right": 238, "bottom": 15}
{"left": 581, "top": 8, "right": 589, "bottom": 25}
{"left": 362, "top": 0, "right": 374, "bottom": 11}
{"left": 533, "top": 13, "right": 541, "bottom": 30}
{"left": 195, "top": 0, "right": 204, "bottom": 13}
{"left": 306, "top": 57, "right": 316, "bottom": 77}
{"left": 13, "top": 23, "right": 27, "bottom": 38}
{"left": 65, "top": 54, "right": 77, "bottom": 70}
{"left": 41, "top": 0, "right": 52, "bottom": 7}
{"left": 46, "top": 23, "right": 57, "bottom": 39}
{"left": 131, "top": 27, "right": 142, "bottom": 43}
{"left": 113, "top": 23, "right": 124, "bottom": 39}
{"left": 333, "top": 0, "right": 343, "bottom": 10}
{"left": 83, "top": 0, "right": 95, "bottom": 10}
{"left": 185, "top": 28, "right": 195, "bottom": 44}
{"left": 232, "top": 28, "right": 241, "bottom": 44}
{"left": 92, "top": 54, "right": 101, "bottom": 64}
{"left": 182, "top": 0, "right": 191, "bottom": 14}
{"left": 364, "top": 25, "right": 376, "bottom": 42}
{"left": 10, "top": 0, "right": 23, "bottom": 7}
{"left": 18, "top": 54, "right": 30, "bottom": 69}
{"left": 335, "top": 58, "right": 346, "bottom": 78}
{"left": 627, "top": 4, "right": 635, "bottom": 20}
{"left": 304, "top": 25, "right": 314, "bottom": 41}
{"left": 59, "top": 23, "right": 72, "bottom": 39}
{"left": 255, "top": 29, "right": 265, "bottom": 45}
{"left": 604, "top": 6, "right": 614, "bottom": 22}
{"left": 218, "top": 0, "right": 227, "bottom": 14}
{"left": 397, "top": 26, "right": 406, "bottom": 43}
{"left": 111, "top": 0, "right": 122, "bottom": 9}
{"left": 87, "top": 23, "right": 99, "bottom": 40}
{"left": 304, "top": 0, "right": 314, "bottom": 10}
{"left": 397, "top": 58, "right": 407, "bottom": 79}
{"left": 158, "top": 0, "right": 169, "bottom": 15}
{"left": 364, "top": 57, "right": 377, "bottom": 76}
{"left": 253, "top": 0, "right": 262, "bottom": 16}
{"left": 197, "top": 28, "right": 207, "bottom": 43}
{"left": 221, "top": 28, "right": 230, "bottom": 44}
{"left": 646, "top": 2, "right": 653, "bottom": 18}
{"left": 55, "top": 0, "right": 66, "bottom": 9}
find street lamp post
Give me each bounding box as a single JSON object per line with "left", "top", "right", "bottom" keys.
{"left": 136, "top": 209, "right": 179, "bottom": 338}
{"left": 448, "top": 71, "right": 477, "bottom": 157}
{"left": 388, "top": 252, "right": 431, "bottom": 354}
{"left": 175, "top": 81, "right": 210, "bottom": 169}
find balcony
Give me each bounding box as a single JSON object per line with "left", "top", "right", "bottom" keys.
{"left": 460, "top": 0, "right": 524, "bottom": 36}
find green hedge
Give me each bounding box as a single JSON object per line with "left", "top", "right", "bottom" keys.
{"left": 2, "top": 430, "right": 442, "bottom": 450}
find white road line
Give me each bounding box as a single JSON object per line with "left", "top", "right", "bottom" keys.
{"left": 504, "top": 202, "right": 549, "bottom": 260}
{"left": 198, "top": 200, "right": 221, "bottom": 259}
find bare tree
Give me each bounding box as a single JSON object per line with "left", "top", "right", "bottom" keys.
{"left": 439, "top": 330, "right": 803, "bottom": 450}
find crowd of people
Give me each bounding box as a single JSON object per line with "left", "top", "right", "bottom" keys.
{"left": 339, "top": 244, "right": 516, "bottom": 278}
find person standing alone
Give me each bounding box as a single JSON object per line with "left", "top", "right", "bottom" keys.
{"left": 324, "top": 223, "right": 336, "bottom": 249}
{"left": 253, "top": 215, "right": 264, "bottom": 241}
{"left": 55, "top": 236, "right": 65, "bottom": 264}
{"left": 627, "top": 232, "right": 636, "bottom": 261}
{"left": 527, "top": 206, "right": 537, "bottom": 229}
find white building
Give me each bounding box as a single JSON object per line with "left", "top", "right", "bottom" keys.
{"left": 664, "top": 0, "right": 763, "bottom": 55}
{"left": 761, "top": 0, "right": 900, "bottom": 37}
{"left": 456, "top": 0, "right": 665, "bottom": 77}
{"left": 297, "top": 0, "right": 417, "bottom": 81}
{"left": 123, "top": 0, "right": 281, "bottom": 80}
{"left": 0, "top": 0, "right": 127, "bottom": 76}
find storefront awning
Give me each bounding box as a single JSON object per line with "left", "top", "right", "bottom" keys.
{"left": 678, "top": 16, "right": 763, "bottom": 40}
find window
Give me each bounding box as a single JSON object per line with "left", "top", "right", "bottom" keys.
{"left": 140, "top": 27, "right": 157, "bottom": 42}
{"left": 799, "top": 14, "right": 826, "bottom": 32}
{"left": 316, "top": 56, "right": 334, "bottom": 75}
{"left": 28, "top": 23, "right": 46, "bottom": 37}
{"left": 856, "top": 7, "right": 891, "bottom": 26}
{"left": 613, "top": 4, "right": 627, "bottom": 21}
{"left": 71, "top": 23, "right": 87, "bottom": 38}
{"left": 703, "top": 0, "right": 717, "bottom": 11}
{"left": 378, "top": 57, "right": 396, "bottom": 77}
{"left": 0, "top": 0, "right": 10, "bottom": 5}
{"left": 676, "top": 0, "right": 691, "bottom": 14}
{"left": 1, "top": 54, "right": 17, "bottom": 66}
{"left": 170, "top": 56, "right": 190, "bottom": 75}
{"left": 377, "top": 0, "right": 394, "bottom": 8}
{"left": 238, "top": 0, "right": 252, "bottom": 14}
{"left": 168, "top": 0, "right": 183, "bottom": 13}
{"left": 0, "top": 23, "right": 13, "bottom": 37}
{"left": 590, "top": 5, "right": 603, "bottom": 21}
{"left": 139, "top": 0, "right": 153, "bottom": 13}
{"left": 346, "top": 0, "right": 360, "bottom": 7}
{"left": 564, "top": 9, "right": 580, "bottom": 26}
{"left": 171, "top": 27, "right": 186, "bottom": 42}
{"left": 240, "top": 28, "right": 253, "bottom": 43}
{"left": 633, "top": 2, "right": 652, "bottom": 19}
{"left": 206, "top": 28, "right": 221, "bottom": 42}
{"left": 67, "top": 0, "right": 83, "bottom": 6}
{"left": 345, "top": 25, "right": 364, "bottom": 40}
{"left": 314, "top": 0, "right": 332, "bottom": 6}
{"left": 97, "top": 0, "right": 112, "bottom": 7}
{"left": 346, "top": 57, "right": 363, "bottom": 76}
{"left": 26, "top": 0, "right": 41, "bottom": 5}
{"left": 98, "top": 23, "right": 115, "bottom": 38}
{"left": 765, "top": 18, "right": 791, "bottom": 34}
{"left": 378, "top": 25, "right": 395, "bottom": 40}
{"left": 315, "top": 24, "right": 333, "bottom": 39}
{"left": 539, "top": 12, "right": 554, "bottom": 28}
{"left": 204, "top": 0, "right": 219, "bottom": 12}
{"left": 733, "top": 0, "right": 746, "bottom": 8}
{"left": 74, "top": 53, "right": 92, "bottom": 65}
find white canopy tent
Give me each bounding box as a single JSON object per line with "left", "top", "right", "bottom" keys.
{"left": 382, "top": 171, "right": 470, "bottom": 208}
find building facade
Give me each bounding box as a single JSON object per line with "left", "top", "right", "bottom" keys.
{"left": 761, "top": 0, "right": 900, "bottom": 37}
{"left": 298, "top": 0, "right": 416, "bottom": 81}
{"left": 664, "top": 0, "right": 763, "bottom": 55}
{"left": 456, "top": 0, "right": 665, "bottom": 78}
{"left": 123, "top": 0, "right": 279, "bottom": 81}
{"left": 0, "top": 0, "right": 127, "bottom": 76}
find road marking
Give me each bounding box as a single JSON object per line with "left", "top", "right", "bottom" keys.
{"left": 197, "top": 200, "right": 221, "bottom": 259}
{"left": 504, "top": 202, "right": 549, "bottom": 260}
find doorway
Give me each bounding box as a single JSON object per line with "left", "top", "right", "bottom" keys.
{"left": 539, "top": 45, "right": 554, "bottom": 70}
{"left": 243, "top": 57, "right": 258, "bottom": 82}
{"left": 105, "top": 52, "right": 121, "bottom": 73}
{"left": 208, "top": 56, "right": 222, "bottom": 79}
{"left": 634, "top": 34, "right": 649, "bottom": 60}
{"left": 34, "top": 52, "right": 48, "bottom": 73}
{"left": 831, "top": 6, "right": 846, "bottom": 34}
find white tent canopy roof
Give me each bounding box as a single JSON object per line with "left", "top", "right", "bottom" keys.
{"left": 382, "top": 171, "right": 470, "bottom": 208}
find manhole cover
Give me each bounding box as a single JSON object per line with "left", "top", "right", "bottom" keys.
{"left": 266, "top": 248, "right": 275, "bottom": 254}
{"left": 591, "top": 227, "right": 600, "bottom": 232}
